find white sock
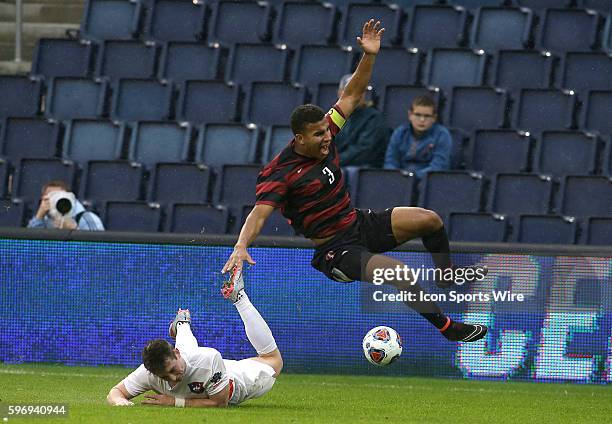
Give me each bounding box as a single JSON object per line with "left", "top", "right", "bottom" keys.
{"left": 175, "top": 322, "right": 198, "bottom": 353}
{"left": 234, "top": 292, "right": 277, "bottom": 355}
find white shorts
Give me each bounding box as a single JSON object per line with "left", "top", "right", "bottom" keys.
{"left": 224, "top": 358, "right": 276, "bottom": 405}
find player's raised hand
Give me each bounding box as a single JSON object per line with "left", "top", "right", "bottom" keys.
{"left": 357, "top": 19, "right": 385, "bottom": 55}
{"left": 222, "top": 245, "right": 256, "bottom": 274}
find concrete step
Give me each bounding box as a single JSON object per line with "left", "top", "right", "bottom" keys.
{"left": 0, "top": 41, "right": 36, "bottom": 61}
{"left": 0, "top": 22, "right": 79, "bottom": 45}
{"left": 0, "top": 60, "right": 32, "bottom": 75}
{"left": 0, "top": 3, "right": 84, "bottom": 24}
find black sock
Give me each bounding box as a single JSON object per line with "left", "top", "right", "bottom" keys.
{"left": 422, "top": 225, "right": 453, "bottom": 270}
{"left": 395, "top": 284, "right": 450, "bottom": 329}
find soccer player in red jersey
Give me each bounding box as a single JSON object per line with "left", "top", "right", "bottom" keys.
{"left": 223, "top": 19, "right": 487, "bottom": 343}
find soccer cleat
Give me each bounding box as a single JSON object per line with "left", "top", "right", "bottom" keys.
{"left": 168, "top": 308, "right": 191, "bottom": 339}
{"left": 436, "top": 265, "right": 489, "bottom": 289}
{"left": 221, "top": 266, "right": 244, "bottom": 303}
{"left": 440, "top": 320, "right": 488, "bottom": 342}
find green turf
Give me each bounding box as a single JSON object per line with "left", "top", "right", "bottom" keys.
{"left": 0, "top": 364, "right": 610, "bottom": 424}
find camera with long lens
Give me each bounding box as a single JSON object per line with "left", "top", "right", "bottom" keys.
{"left": 48, "top": 191, "right": 76, "bottom": 217}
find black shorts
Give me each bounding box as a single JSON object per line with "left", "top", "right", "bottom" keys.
{"left": 311, "top": 208, "right": 400, "bottom": 283}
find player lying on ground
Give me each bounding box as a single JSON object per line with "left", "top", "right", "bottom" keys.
{"left": 223, "top": 19, "right": 487, "bottom": 343}
{"left": 106, "top": 271, "right": 282, "bottom": 407}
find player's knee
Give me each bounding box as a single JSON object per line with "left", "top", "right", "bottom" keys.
{"left": 422, "top": 209, "right": 443, "bottom": 233}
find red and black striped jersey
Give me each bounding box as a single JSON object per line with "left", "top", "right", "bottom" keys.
{"left": 255, "top": 105, "right": 357, "bottom": 238}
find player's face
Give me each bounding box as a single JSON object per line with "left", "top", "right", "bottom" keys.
{"left": 299, "top": 118, "right": 332, "bottom": 160}
{"left": 409, "top": 105, "right": 436, "bottom": 134}
{"left": 157, "top": 354, "right": 186, "bottom": 384}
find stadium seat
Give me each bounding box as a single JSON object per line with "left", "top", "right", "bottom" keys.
{"left": 128, "top": 121, "right": 192, "bottom": 169}
{"left": 338, "top": 3, "right": 403, "bottom": 47}
{"left": 1, "top": 118, "right": 60, "bottom": 162}
{"left": 103, "top": 201, "right": 162, "bottom": 232}
{"left": 0, "top": 199, "right": 24, "bottom": 227}
{"left": 262, "top": 125, "right": 293, "bottom": 163}
{"left": 13, "top": 159, "right": 77, "bottom": 203}
{"left": 447, "top": 0, "right": 507, "bottom": 8}
{"left": 491, "top": 50, "right": 554, "bottom": 92}
{"left": 448, "top": 127, "right": 469, "bottom": 169}
{"left": 419, "top": 171, "right": 485, "bottom": 216}
{"left": 208, "top": 0, "right": 273, "bottom": 45}
{"left": 31, "top": 38, "right": 93, "bottom": 78}
{"left": 581, "top": 90, "right": 612, "bottom": 135}
{"left": 292, "top": 45, "right": 354, "bottom": 89}
{"left": 404, "top": 4, "right": 467, "bottom": 50}
{"left": 534, "top": 131, "right": 598, "bottom": 176}
{"left": 62, "top": 119, "right": 125, "bottom": 164}
{"left": 273, "top": 1, "right": 337, "bottom": 46}
{"left": 488, "top": 173, "right": 553, "bottom": 215}
{"left": 196, "top": 123, "right": 259, "bottom": 166}
{"left": 45, "top": 77, "right": 107, "bottom": 120}
{"left": 354, "top": 169, "right": 416, "bottom": 210}
{"left": 580, "top": 0, "right": 612, "bottom": 13}
{"left": 80, "top": 160, "right": 144, "bottom": 204}
{"left": 605, "top": 15, "right": 612, "bottom": 53}
{"left": 159, "top": 42, "right": 220, "bottom": 83}
{"left": 448, "top": 212, "right": 507, "bottom": 242}
{"left": 470, "top": 7, "right": 533, "bottom": 50}
{"left": 168, "top": 203, "right": 229, "bottom": 234}
{"left": 242, "top": 82, "right": 307, "bottom": 126}
{"left": 215, "top": 164, "right": 262, "bottom": 216}
{"left": 424, "top": 48, "right": 486, "bottom": 91}
{"left": 513, "top": 89, "right": 576, "bottom": 132}
{"left": 0, "top": 75, "right": 41, "bottom": 119}
{"left": 467, "top": 129, "right": 532, "bottom": 174}
{"left": 370, "top": 47, "right": 421, "bottom": 88}
{"left": 558, "top": 52, "right": 612, "bottom": 93}
{"left": 516, "top": 214, "right": 577, "bottom": 244}
{"left": 226, "top": 44, "right": 289, "bottom": 85}
{"left": 0, "top": 157, "right": 8, "bottom": 198}
{"left": 314, "top": 82, "right": 342, "bottom": 111}
{"left": 145, "top": 0, "right": 206, "bottom": 42}
{"left": 241, "top": 205, "right": 294, "bottom": 236}
{"left": 559, "top": 175, "right": 612, "bottom": 217}
{"left": 585, "top": 217, "right": 612, "bottom": 245}
{"left": 514, "top": 0, "right": 574, "bottom": 11}
{"left": 80, "top": 0, "right": 142, "bottom": 41}
{"left": 96, "top": 40, "right": 158, "bottom": 80}
{"left": 177, "top": 80, "right": 239, "bottom": 124}
{"left": 604, "top": 139, "right": 612, "bottom": 176}
{"left": 380, "top": 85, "right": 440, "bottom": 129}
{"left": 111, "top": 79, "right": 172, "bottom": 122}
{"left": 537, "top": 9, "right": 601, "bottom": 53}
{"left": 446, "top": 86, "right": 508, "bottom": 132}
{"left": 148, "top": 162, "right": 211, "bottom": 204}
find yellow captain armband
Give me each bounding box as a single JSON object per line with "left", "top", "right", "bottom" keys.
{"left": 328, "top": 107, "right": 346, "bottom": 129}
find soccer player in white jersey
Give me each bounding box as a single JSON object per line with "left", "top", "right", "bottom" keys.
{"left": 106, "top": 268, "right": 282, "bottom": 407}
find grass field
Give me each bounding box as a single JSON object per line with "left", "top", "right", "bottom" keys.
{"left": 0, "top": 364, "right": 610, "bottom": 424}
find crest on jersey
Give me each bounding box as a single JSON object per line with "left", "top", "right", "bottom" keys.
{"left": 325, "top": 250, "right": 335, "bottom": 261}
{"left": 374, "top": 328, "right": 390, "bottom": 342}
{"left": 210, "top": 371, "right": 222, "bottom": 384}
{"left": 188, "top": 382, "right": 206, "bottom": 394}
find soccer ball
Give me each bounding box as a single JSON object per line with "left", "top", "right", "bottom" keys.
{"left": 362, "top": 326, "right": 403, "bottom": 366}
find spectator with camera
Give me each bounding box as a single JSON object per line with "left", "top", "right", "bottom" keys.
{"left": 27, "top": 180, "right": 105, "bottom": 231}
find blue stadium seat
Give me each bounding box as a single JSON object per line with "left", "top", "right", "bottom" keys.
{"left": 419, "top": 171, "right": 484, "bottom": 215}
{"left": 103, "top": 201, "right": 161, "bottom": 232}
{"left": 0, "top": 76, "right": 41, "bottom": 119}
{"left": 404, "top": 5, "right": 467, "bottom": 50}
{"left": 81, "top": 0, "right": 142, "bottom": 41}
{"left": 215, "top": 164, "right": 261, "bottom": 215}
{"left": 385, "top": 0, "right": 445, "bottom": 7}
{"left": 559, "top": 175, "right": 612, "bottom": 217}
{"left": 149, "top": 162, "right": 210, "bottom": 204}
{"left": 537, "top": 9, "right": 601, "bottom": 53}
{"left": 491, "top": 50, "right": 554, "bottom": 92}
{"left": 534, "top": 131, "right": 598, "bottom": 176}
{"left": 45, "top": 77, "right": 107, "bottom": 120}
{"left": 273, "top": 1, "right": 337, "bottom": 46}
{"left": 380, "top": 85, "right": 440, "bottom": 129}
{"left": 226, "top": 44, "right": 289, "bottom": 85}
{"left": 447, "top": 0, "right": 507, "bottom": 8}
{"left": 370, "top": 47, "right": 421, "bottom": 88}
{"left": 355, "top": 169, "right": 416, "bottom": 210}
{"left": 424, "top": 48, "right": 486, "bottom": 91}
{"left": 516, "top": 214, "right": 577, "bottom": 244}
{"left": 470, "top": 7, "right": 533, "bottom": 50}
{"left": 0, "top": 199, "right": 24, "bottom": 227}
{"left": 448, "top": 212, "right": 507, "bottom": 242}
{"left": 580, "top": 0, "right": 612, "bottom": 13}
{"left": 262, "top": 125, "right": 293, "bottom": 163}
{"left": 489, "top": 173, "right": 553, "bottom": 215}
{"left": 0, "top": 157, "right": 8, "bottom": 198}
{"left": 514, "top": 0, "right": 574, "bottom": 11}
{"left": 1, "top": 118, "right": 59, "bottom": 161}
{"left": 168, "top": 203, "right": 229, "bottom": 234}
{"left": 243, "top": 82, "right": 307, "bottom": 126}
{"left": 96, "top": 40, "right": 158, "bottom": 80}
{"left": 446, "top": 86, "right": 508, "bottom": 132}
{"left": 208, "top": 0, "right": 273, "bottom": 45}
{"left": 448, "top": 127, "right": 469, "bottom": 169}
{"left": 196, "top": 123, "right": 259, "bottom": 166}
{"left": 292, "top": 45, "right": 354, "bottom": 89}
{"left": 585, "top": 217, "right": 612, "bottom": 245}
{"left": 62, "top": 119, "right": 125, "bottom": 164}
{"left": 313, "top": 83, "right": 341, "bottom": 111}
{"left": 467, "top": 129, "right": 531, "bottom": 174}
{"left": 581, "top": 90, "right": 612, "bottom": 135}
{"left": 31, "top": 39, "right": 93, "bottom": 78}
{"left": 13, "top": 158, "right": 76, "bottom": 203}
{"left": 145, "top": 0, "right": 206, "bottom": 42}
{"left": 604, "top": 138, "right": 612, "bottom": 176}
{"left": 176, "top": 80, "right": 239, "bottom": 124}
{"left": 339, "top": 3, "right": 403, "bottom": 47}
{"left": 241, "top": 205, "right": 294, "bottom": 236}
{"left": 81, "top": 160, "right": 144, "bottom": 204}
{"left": 558, "top": 52, "right": 612, "bottom": 93}
{"left": 111, "top": 79, "right": 172, "bottom": 122}
{"left": 129, "top": 121, "right": 192, "bottom": 169}
{"left": 159, "top": 42, "right": 220, "bottom": 83}
{"left": 514, "top": 89, "right": 576, "bottom": 132}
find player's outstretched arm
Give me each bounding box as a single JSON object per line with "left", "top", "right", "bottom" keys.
{"left": 106, "top": 383, "right": 135, "bottom": 406}
{"left": 336, "top": 19, "right": 384, "bottom": 119}
{"left": 141, "top": 384, "right": 230, "bottom": 408}
{"left": 222, "top": 204, "right": 276, "bottom": 273}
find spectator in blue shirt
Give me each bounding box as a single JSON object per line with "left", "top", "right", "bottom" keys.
{"left": 384, "top": 95, "right": 451, "bottom": 179}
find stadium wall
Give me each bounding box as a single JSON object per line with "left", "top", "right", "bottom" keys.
{"left": 1, "top": 229, "right": 611, "bottom": 384}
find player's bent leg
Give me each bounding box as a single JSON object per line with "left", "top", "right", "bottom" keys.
{"left": 390, "top": 207, "right": 443, "bottom": 244}
{"left": 249, "top": 349, "right": 283, "bottom": 377}
{"left": 169, "top": 309, "right": 199, "bottom": 352}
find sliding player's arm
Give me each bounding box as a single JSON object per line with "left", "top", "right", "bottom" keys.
{"left": 106, "top": 382, "right": 135, "bottom": 406}
{"left": 141, "top": 384, "right": 230, "bottom": 408}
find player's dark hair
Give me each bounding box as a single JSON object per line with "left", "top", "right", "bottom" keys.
{"left": 142, "top": 339, "right": 176, "bottom": 376}
{"left": 410, "top": 95, "right": 437, "bottom": 114}
{"left": 290, "top": 104, "right": 326, "bottom": 135}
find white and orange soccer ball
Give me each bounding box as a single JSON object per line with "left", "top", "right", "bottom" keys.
{"left": 362, "top": 326, "right": 403, "bottom": 366}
